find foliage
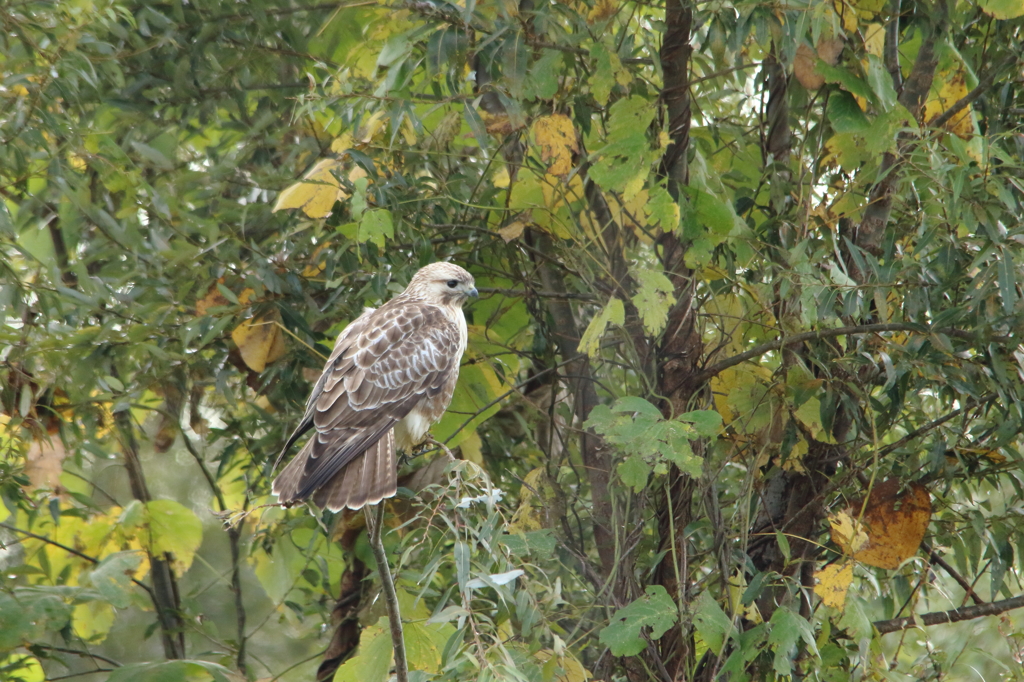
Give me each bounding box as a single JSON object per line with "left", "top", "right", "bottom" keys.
{"left": 2, "top": 0, "right": 1024, "bottom": 681}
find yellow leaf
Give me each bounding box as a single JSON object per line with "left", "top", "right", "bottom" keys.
{"left": 459, "top": 430, "right": 483, "bottom": 464}
{"left": 73, "top": 600, "right": 115, "bottom": 642}
{"left": 979, "top": 0, "right": 1024, "bottom": 20}
{"left": 508, "top": 468, "right": 561, "bottom": 533}
{"left": 532, "top": 114, "right": 578, "bottom": 177}
{"left": 831, "top": 481, "right": 931, "bottom": 569}
{"left": 863, "top": 23, "right": 884, "bottom": 58}
{"left": 232, "top": 311, "right": 288, "bottom": 372}
{"left": 497, "top": 221, "right": 526, "bottom": 243}
{"left": 331, "top": 132, "right": 354, "bottom": 153}
{"left": 361, "top": 110, "right": 388, "bottom": 143}
{"left": 832, "top": 0, "right": 858, "bottom": 32}
{"left": 273, "top": 158, "right": 347, "bottom": 218}
{"left": 578, "top": 297, "right": 624, "bottom": 357}
{"left": 587, "top": 0, "right": 617, "bottom": 23}
{"left": 492, "top": 167, "right": 511, "bottom": 189}
{"left": 829, "top": 510, "right": 870, "bottom": 555}
{"left": 535, "top": 650, "right": 592, "bottom": 682}
{"left": 195, "top": 280, "right": 231, "bottom": 315}
{"left": 814, "top": 562, "right": 854, "bottom": 609}
{"left": 924, "top": 66, "right": 975, "bottom": 139}
{"left": 401, "top": 117, "right": 418, "bottom": 145}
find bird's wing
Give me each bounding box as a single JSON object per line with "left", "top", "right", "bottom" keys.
{"left": 274, "top": 299, "right": 461, "bottom": 502}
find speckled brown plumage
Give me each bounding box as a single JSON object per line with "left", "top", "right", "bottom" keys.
{"left": 272, "top": 262, "right": 476, "bottom": 511}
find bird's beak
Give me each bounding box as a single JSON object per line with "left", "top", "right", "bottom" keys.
{"left": 467, "top": 287, "right": 479, "bottom": 298}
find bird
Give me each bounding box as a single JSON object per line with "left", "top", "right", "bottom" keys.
{"left": 271, "top": 262, "right": 477, "bottom": 511}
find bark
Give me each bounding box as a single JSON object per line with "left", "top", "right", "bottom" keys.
{"left": 659, "top": 0, "right": 693, "bottom": 196}
{"left": 853, "top": 0, "right": 948, "bottom": 263}
{"left": 114, "top": 410, "right": 186, "bottom": 660}
{"left": 652, "top": 2, "right": 703, "bottom": 679}
{"left": 534, "top": 250, "right": 617, "bottom": 579}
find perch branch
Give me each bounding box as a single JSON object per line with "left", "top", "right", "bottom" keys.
{"left": 873, "top": 594, "right": 1024, "bottom": 634}
{"left": 365, "top": 503, "right": 408, "bottom": 682}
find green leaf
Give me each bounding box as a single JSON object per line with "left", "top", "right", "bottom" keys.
{"left": 500, "top": 529, "right": 557, "bottom": 556}
{"left": 334, "top": 619, "right": 393, "bottom": 682}
{"left": 827, "top": 92, "right": 870, "bottom": 133}
{"left": 590, "top": 43, "right": 627, "bottom": 106}
{"left": 105, "top": 660, "right": 233, "bottom": 682}
{"left": 979, "top": 0, "right": 1024, "bottom": 21}
{"left": 678, "top": 410, "right": 722, "bottom": 437}
{"left": 526, "top": 49, "right": 561, "bottom": 101}
{"left": 647, "top": 184, "right": 680, "bottom": 230}
{"left": 145, "top": 500, "right": 203, "bottom": 576}
{"left": 998, "top": 251, "right": 1016, "bottom": 314}
{"left": 618, "top": 454, "right": 651, "bottom": 492}
{"left": 454, "top": 540, "right": 470, "bottom": 593}
{"left": 767, "top": 607, "right": 816, "bottom": 676}
{"left": 0, "top": 594, "right": 33, "bottom": 652}
{"left": 578, "top": 297, "right": 625, "bottom": 357}
{"left": 589, "top": 97, "right": 656, "bottom": 191}
{"left": 610, "top": 397, "right": 662, "bottom": 419}
{"left": 631, "top": 268, "right": 677, "bottom": 335}
{"left": 693, "top": 592, "right": 733, "bottom": 655}
{"left": 358, "top": 209, "right": 394, "bottom": 249}
{"left": 86, "top": 551, "right": 142, "bottom": 609}
{"left": 405, "top": 620, "right": 456, "bottom": 673}
{"left": 865, "top": 55, "right": 896, "bottom": 111}
{"left": 693, "top": 189, "right": 735, "bottom": 239}
{"left": 816, "top": 62, "right": 875, "bottom": 103}
{"left": 599, "top": 585, "right": 679, "bottom": 656}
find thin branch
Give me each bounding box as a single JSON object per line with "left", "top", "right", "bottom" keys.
{"left": 527, "top": 39, "right": 653, "bottom": 66}
{"left": 30, "top": 643, "right": 122, "bottom": 668}
{"left": 0, "top": 523, "right": 154, "bottom": 599}
{"left": 930, "top": 53, "right": 1019, "bottom": 129}
{"left": 874, "top": 594, "right": 1024, "bottom": 634}
{"left": 922, "top": 542, "right": 984, "bottom": 606}
{"left": 478, "top": 287, "right": 598, "bottom": 301}
{"left": 365, "top": 503, "right": 408, "bottom": 682}
{"left": 687, "top": 323, "right": 1012, "bottom": 389}
{"left": 176, "top": 419, "right": 249, "bottom": 675}
{"left": 876, "top": 395, "right": 993, "bottom": 458}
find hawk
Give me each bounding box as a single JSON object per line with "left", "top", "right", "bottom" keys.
{"left": 272, "top": 262, "right": 477, "bottom": 511}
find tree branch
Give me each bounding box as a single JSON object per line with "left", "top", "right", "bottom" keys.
{"left": 874, "top": 594, "right": 1024, "bottom": 634}
{"left": 686, "top": 323, "right": 1011, "bottom": 390}
{"left": 114, "top": 409, "right": 186, "bottom": 659}
{"left": 365, "top": 503, "right": 408, "bottom": 682}
{"left": 29, "top": 643, "right": 122, "bottom": 668}
{"left": 176, "top": 416, "right": 248, "bottom": 674}
{"left": 930, "top": 53, "right": 1019, "bottom": 129}
{"left": 0, "top": 522, "right": 153, "bottom": 599}
{"left": 923, "top": 542, "right": 984, "bottom": 606}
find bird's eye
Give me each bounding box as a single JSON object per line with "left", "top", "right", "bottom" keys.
{"left": 447, "top": 280, "right": 459, "bottom": 288}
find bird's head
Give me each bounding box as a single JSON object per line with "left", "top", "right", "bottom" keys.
{"left": 406, "top": 262, "right": 478, "bottom": 306}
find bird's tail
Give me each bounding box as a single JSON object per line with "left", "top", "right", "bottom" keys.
{"left": 272, "top": 431, "right": 397, "bottom": 511}
{"left": 315, "top": 430, "right": 397, "bottom": 511}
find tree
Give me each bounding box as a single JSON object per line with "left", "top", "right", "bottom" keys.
{"left": 2, "top": 0, "right": 1024, "bottom": 681}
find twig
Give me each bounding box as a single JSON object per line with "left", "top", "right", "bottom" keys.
{"left": 873, "top": 593, "right": 1024, "bottom": 634}
{"left": 478, "top": 287, "right": 598, "bottom": 301}
{"left": 930, "top": 53, "right": 1018, "bottom": 129}
{"left": 922, "top": 542, "right": 984, "bottom": 606}
{"left": 0, "top": 522, "right": 154, "bottom": 599}
{"left": 29, "top": 642, "right": 122, "bottom": 668}
{"left": 876, "top": 396, "right": 992, "bottom": 458}
{"left": 365, "top": 503, "right": 409, "bottom": 682}
{"left": 687, "top": 323, "right": 1012, "bottom": 389}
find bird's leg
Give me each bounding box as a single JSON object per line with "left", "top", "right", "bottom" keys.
{"left": 423, "top": 433, "right": 456, "bottom": 462}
